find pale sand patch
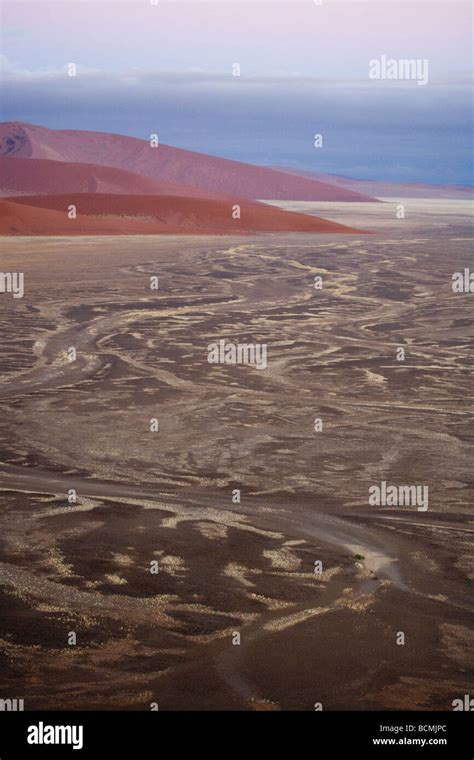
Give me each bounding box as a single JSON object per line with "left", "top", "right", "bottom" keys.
{"left": 112, "top": 553, "right": 134, "bottom": 567}
{"left": 263, "top": 606, "right": 331, "bottom": 632}
{"left": 35, "top": 602, "right": 69, "bottom": 614}
{"left": 34, "top": 495, "right": 102, "bottom": 519}
{"left": 104, "top": 574, "right": 127, "bottom": 585}
{"left": 263, "top": 545, "right": 302, "bottom": 571}
{"left": 42, "top": 548, "right": 75, "bottom": 578}
{"left": 247, "top": 698, "right": 280, "bottom": 711}
{"left": 248, "top": 593, "right": 293, "bottom": 611}
{"left": 153, "top": 552, "right": 186, "bottom": 578}
{"left": 194, "top": 521, "right": 228, "bottom": 540}
{"left": 224, "top": 562, "right": 259, "bottom": 588}
{"left": 319, "top": 566, "right": 341, "bottom": 582}
{"left": 272, "top": 565, "right": 342, "bottom": 583}
{"left": 136, "top": 497, "right": 282, "bottom": 539}
{"left": 364, "top": 368, "right": 386, "bottom": 386}
{"left": 338, "top": 590, "right": 378, "bottom": 613}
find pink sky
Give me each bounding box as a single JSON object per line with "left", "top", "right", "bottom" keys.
{"left": 2, "top": 1, "right": 472, "bottom": 79}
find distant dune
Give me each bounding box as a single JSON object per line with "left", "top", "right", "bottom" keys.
{"left": 0, "top": 157, "right": 217, "bottom": 198}
{"left": 0, "top": 122, "right": 378, "bottom": 202}
{"left": 0, "top": 193, "right": 363, "bottom": 235}
{"left": 275, "top": 167, "right": 474, "bottom": 201}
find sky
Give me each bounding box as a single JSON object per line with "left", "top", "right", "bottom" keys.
{"left": 0, "top": 0, "right": 472, "bottom": 185}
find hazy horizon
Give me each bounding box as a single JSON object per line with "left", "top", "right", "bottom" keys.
{"left": 1, "top": 0, "right": 472, "bottom": 186}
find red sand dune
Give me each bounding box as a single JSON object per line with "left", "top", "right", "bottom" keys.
{"left": 0, "top": 156, "right": 219, "bottom": 198}
{"left": 0, "top": 193, "right": 362, "bottom": 235}
{"left": 0, "top": 122, "right": 378, "bottom": 202}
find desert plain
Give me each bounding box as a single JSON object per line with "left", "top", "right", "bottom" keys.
{"left": 0, "top": 199, "right": 472, "bottom": 710}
